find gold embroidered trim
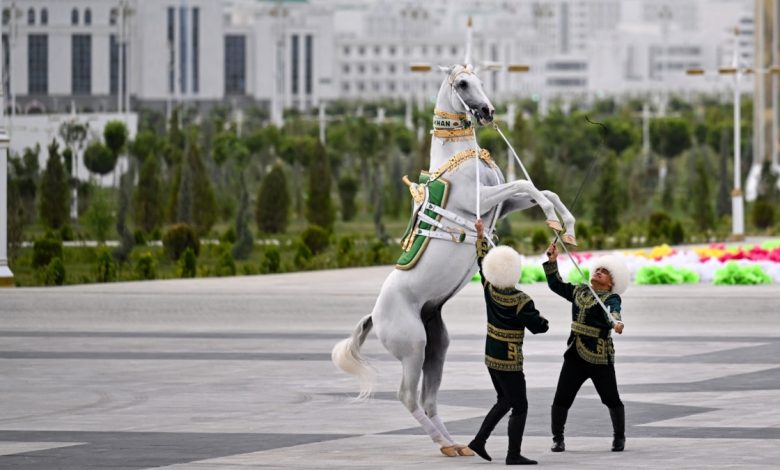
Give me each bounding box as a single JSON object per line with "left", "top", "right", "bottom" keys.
{"left": 485, "top": 352, "right": 524, "bottom": 371}
{"left": 431, "top": 127, "right": 475, "bottom": 139}
{"left": 543, "top": 262, "right": 558, "bottom": 275}
{"left": 430, "top": 148, "right": 496, "bottom": 181}
{"left": 574, "top": 335, "right": 613, "bottom": 365}
{"left": 487, "top": 324, "right": 525, "bottom": 342}
{"left": 574, "top": 285, "right": 611, "bottom": 323}
{"left": 571, "top": 321, "right": 607, "bottom": 338}
{"left": 434, "top": 109, "right": 468, "bottom": 120}
{"left": 488, "top": 286, "right": 522, "bottom": 307}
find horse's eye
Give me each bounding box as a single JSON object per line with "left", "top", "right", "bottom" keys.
{"left": 458, "top": 80, "right": 468, "bottom": 89}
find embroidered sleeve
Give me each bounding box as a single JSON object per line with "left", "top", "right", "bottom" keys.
{"left": 518, "top": 298, "right": 549, "bottom": 334}
{"left": 605, "top": 294, "right": 622, "bottom": 324}
{"left": 543, "top": 261, "right": 575, "bottom": 302}
{"left": 476, "top": 238, "right": 490, "bottom": 286}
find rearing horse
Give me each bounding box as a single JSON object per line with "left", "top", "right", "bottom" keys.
{"left": 332, "top": 62, "right": 578, "bottom": 456}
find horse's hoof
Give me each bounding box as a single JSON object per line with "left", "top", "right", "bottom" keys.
{"left": 455, "top": 445, "right": 476, "bottom": 456}
{"left": 440, "top": 446, "right": 459, "bottom": 457}
{"left": 546, "top": 220, "right": 563, "bottom": 232}
{"left": 562, "top": 234, "right": 577, "bottom": 246}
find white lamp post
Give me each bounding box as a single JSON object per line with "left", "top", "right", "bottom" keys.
{"left": 1, "top": 0, "right": 14, "bottom": 286}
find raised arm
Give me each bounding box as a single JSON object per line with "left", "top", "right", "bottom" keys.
{"left": 475, "top": 218, "right": 489, "bottom": 287}
{"left": 517, "top": 298, "right": 549, "bottom": 334}
{"left": 605, "top": 295, "right": 624, "bottom": 334}
{"left": 543, "top": 242, "right": 575, "bottom": 301}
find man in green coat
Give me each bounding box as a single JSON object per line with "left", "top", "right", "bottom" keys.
{"left": 468, "top": 219, "right": 549, "bottom": 465}
{"left": 544, "top": 242, "right": 628, "bottom": 453}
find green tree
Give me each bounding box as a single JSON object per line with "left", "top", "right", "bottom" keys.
{"left": 38, "top": 140, "right": 70, "bottom": 229}
{"left": 83, "top": 141, "right": 116, "bottom": 176}
{"left": 231, "top": 177, "right": 254, "bottom": 260}
{"left": 591, "top": 151, "right": 622, "bottom": 232}
{"left": 688, "top": 153, "right": 715, "bottom": 230}
{"left": 133, "top": 154, "right": 163, "bottom": 233}
{"left": 650, "top": 116, "right": 692, "bottom": 204}
{"left": 128, "top": 130, "right": 161, "bottom": 162}
{"left": 337, "top": 174, "right": 359, "bottom": 222}
{"left": 85, "top": 186, "right": 114, "bottom": 243}
{"left": 306, "top": 142, "right": 335, "bottom": 231}
{"left": 256, "top": 164, "right": 290, "bottom": 234}
{"left": 104, "top": 120, "right": 129, "bottom": 162}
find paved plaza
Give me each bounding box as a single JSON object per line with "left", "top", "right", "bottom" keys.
{"left": 1, "top": 266, "right": 779, "bottom": 469}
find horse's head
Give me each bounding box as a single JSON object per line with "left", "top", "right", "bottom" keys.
{"left": 439, "top": 64, "right": 495, "bottom": 125}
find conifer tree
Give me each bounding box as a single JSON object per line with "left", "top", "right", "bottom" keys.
{"left": 306, "top": 142, "right": 335, "bottom": 231}
{"left": 133, "top": 153, "right": 163, "bottom": 233}
{"left": 255, "top": 164, "right": 290, "bottom": 234}
{"left": 38, "top": 140, "right": 70, "bottom": 229}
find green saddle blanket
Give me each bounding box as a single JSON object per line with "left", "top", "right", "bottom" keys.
{"left": 396, "top": 172, "right": 450, "bottom": 270}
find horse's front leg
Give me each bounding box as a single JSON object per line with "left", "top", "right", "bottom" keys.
{"left": 480, "top": 181, "right": 562, "bottom": 231}
{"left": 541, "top": 190, "right": 577, "bottom": 246}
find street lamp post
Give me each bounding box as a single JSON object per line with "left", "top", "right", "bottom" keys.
{"left": 1, "top": 0, "right": 14, "bottom": 286}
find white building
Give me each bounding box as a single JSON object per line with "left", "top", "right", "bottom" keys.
{"left": 0, "top": 0, "right": 757, "bottom": 117}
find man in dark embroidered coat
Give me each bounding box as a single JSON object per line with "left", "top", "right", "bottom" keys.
{"left": 543, "top": 242, "right": 629, "bottom": 453}
{"left": 468, "top": 219, "right": 549, "bottom": 466}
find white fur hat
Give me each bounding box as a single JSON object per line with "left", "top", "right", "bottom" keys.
{"left": 592, "top": 255, "right": 630, "bottom": 295}
{"left": 482, "top": 245, "right": 522, "bottom": 289}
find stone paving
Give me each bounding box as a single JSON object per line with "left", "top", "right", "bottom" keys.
{"left": 1, "top": 266, "right": 779, "bottom": 469}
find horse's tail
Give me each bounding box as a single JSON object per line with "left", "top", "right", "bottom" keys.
{"left": 331, "top": 314, "right": 376, "bottom": 400}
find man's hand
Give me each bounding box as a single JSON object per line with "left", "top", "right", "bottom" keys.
{"left": 614, "top": 322, "right": 624, "bottom": 334}
{"left": 475, "top": 218, "right": 484, "bottom": 239}
{"left": 546, "top": 242, "right": 558, "bottom": 262}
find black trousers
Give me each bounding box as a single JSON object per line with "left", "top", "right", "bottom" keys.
{"left": 474, "top": 368, "right": 528, "bottom": 453}
{"left": 552, "top": 350, "right": 623, "bottom": 410}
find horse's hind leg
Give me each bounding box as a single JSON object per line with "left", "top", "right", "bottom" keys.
{"left": 421, "top": 310, "right": 475, "bottom": 456}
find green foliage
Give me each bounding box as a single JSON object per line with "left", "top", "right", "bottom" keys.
{"left": 294, "top": 241, "right": 313, "bottom": 268}
{"left": 752, "top": 201, "right": 776, "bottom": 230}
{"left": 38, "top": 140, "right": 70, "bottom": 229}
{"left": 650, "top": 117, "right": 692, "bottom": 159}
{"left": 337, "top": 174, "right": 359, "bottom": 222}
{"left": 104, "top": 120, "right": 129, "bottom": 158}
{"left": 568, "top": 267, "right": 590, "bottom": 284}
{"left": 647, "top": 212, "right": 673, "bottom": 245}
{"left": 477, "top": 126, "right": 504, "bottom": 159}
{"left": 114, "top": 170, "right": 135, "bottom": 263}
{"left": 261, "top": 246, "right": 281, "bottom": 273}
{"left": 59, "top": 225, "right": 75, "bottom": 242}
{"left": 256, "top": 164, "right": 290, "bottom": 234}
{"left": 232, "top": 178, "right": 254, "bottom": 260}
{"left": 85, "top": 187, "right": 114, "bottom": 243}
{"left": 96, "top": 248, "right": 117, "bottom": 283}
{"left": 128, "top": 130, "right": 160, "bottom": 162}
{"left": 213, "top": 130, "right": 250, "bottom": 167}
{"left": 689, "top": 154, "right": 715, "bottom": 230}
{"left": 336, "top": 236, "right": 358, "bottom": 267}
{"left": 669, "top": 220, "right": 685, "bottom": 245}
{"left": 163, "top": 224, "right": 200, "bottom": 261}
{"left": 713, "top": 261, "right": 771, "bottom": 285}
{"left": 218, "top": 250, "right": 237, "bottom": 276}
{"left": 635, "top": 265, "right": 699, "bottom": 284}
{"left": 535, "top": 109, "right": 601, "bottom": 169}
{"left": 531, "top": 229, "right": 549, "bottom": 252}
{"left": 32, "top": 236, "right": 63, "bottom": 268}
{"left": 519, "top": 265, "right": 546, "bottom": 283}
{"left": 134, "top": 229, "right": 147, "bottom": 245}
{"left": 134, "top": 252, "right": 157, "bottom": 280}
{"left": 591, "top": 151, "right": 622, "bottom": 232}
{"left": 189, "top": 138, "right": 218, "bottom": 235}
{"left": 301, "top": 225, "right": 330, "bottom": 255}
{"left": 43, "top": 257, "right": 66, "bottom": 286}
{"left": 83, "top": 141, "right": 116, "bottom": 175}
{"left": 221, "top": 227, "right": 237, "bottom": 244}
{"left": 133, "top": 154, "right": 163, "bottom": 232}
{"left": 178, "top": 247, "right": 197, "bottom": 278}
{"left": 306, "top": 142, "right": 335, "bottom": 231}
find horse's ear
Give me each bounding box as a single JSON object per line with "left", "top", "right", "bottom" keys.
{"left": 438, "top": 65, "right": 454, "bottom": 74}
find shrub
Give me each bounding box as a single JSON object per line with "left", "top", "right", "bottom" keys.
{"left": 647, "top": 212, "right": 672, "bottom": 245}
{"left": 59, "top": 225, "right": 74, "bottom": 241}
{"left": 133, "top": 229, "right": 147, "bottom": 246}
{"left": 337, "top": 236, "right": 356, "bottom": 267}
{"left": 218, "top": 251, "right": 237, "bottom": 277}
{"left": 32, "top": 237, "right": 63, "bottom": 268}
{"left": 163, "top": 223, "right": 200, "bottom": 261}
{"left": 669, "top": 220, "right": 685, "bottom": 245}
{"left": 713, "top": 261, "right": 771, "bottom": 285}
{"left": 261, "top": 246, "right": 281, "bottom": 273}
{"left": 301, "top": 225, "right": 330, "bottom": 255}
{"left": 96, "top": 248, "right": 117, "bottom": 283}
{"left": 178, "top": 247, "right": 197, "bottom": 278}
{"left": 294, "top": 242, "right": 313, "bottom": 268}
{"left": 135, "top": 252, "right": 157, "bottom": 280}
{"left": 635, "top": 265, "right": 698, "bottom": 284}
{"left": 752, "top": 201, "right": 776, "bottom": 230}
{"left": 531, "top": 229, "right": 549, "bottom": 252}
{"left": 221, "top": 227, "right": 237, "bottom": 244}
{"left": 44, "top": 257, "right": 66, "bottom": 286}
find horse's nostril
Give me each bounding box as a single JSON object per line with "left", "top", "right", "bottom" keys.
{"left": 481, "top": 106, "right": 490, "bottom": 116}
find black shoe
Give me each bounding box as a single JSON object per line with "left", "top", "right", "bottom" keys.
{"left": 551, "top": 438, "right": 565, "bottom": 452}
{"left": 506, "top": 454, "right": 538, "bottom": 465}
{"left": 612, "top": 436, "right": 625, "bottom": 452}
{"left": 468, "top": 439, "right": 492, "bottom": 461}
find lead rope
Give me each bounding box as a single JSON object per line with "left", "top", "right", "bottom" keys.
{"left": 490, "top": 121, "right": 617, "bottom": 324}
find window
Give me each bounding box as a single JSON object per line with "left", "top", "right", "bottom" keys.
{"left": 342, "top": 64, "right": 350, "bottom": 74}
{"left": 110, "top": 35, "right": 126, "bottom": 95}
{"left": 72, "top": 34, "right": 92, "bottom": 94}
{"left": 224, "top": 35, "right": 246, "bottom": 95}
{"left": 110, "top": 8, "right": 117, "bottom": 25}
{"left": 192, "top": 7, "right": 199, "bottom": 93}
{"left": 84, "top": 8, "right": 91, "bottom": 25}
{"left": 291, "top": 34, "right": 299, "bottom": 94}
{"left": 389, "top": 46, "right": 396, "bottom": 56}
{"left": 305, "top": 35, "right": 313, "bottom": 95}
{"left": 28, "top": 8, "right": 35, "bottom": 25}
{"left": 388, "top": 64, "right": 396, "bottom": 74}
{"left": 71, "top": 8, "right": 79, "bottom": 25}
{"left": 167, "top": 7, "right": 174, "bottom": 93}
{"left": 2, "top": 9, "right": 9, "bottom": 26}
{"left": 178, "top": 5, "right": 187, "bottom": 93}
{"left": 357, "top": 64, "right": 365, "bottom": 74}
{"left": 40, "top": 8, "right": 48, "bottom": 25}
{"left": 358, "top": 46, "right": 365, "bottom": 56}
{"left": 374, "top": 45, "right": 381, "bottom": 55}
{"left": 343, "top": 45, "right": 350, "bottom": 56}
{"left": 2, "top": 34, "right": 9, "bottom": 100}
{"left": 28, "top": 34, "right": 48, "bottom": 94}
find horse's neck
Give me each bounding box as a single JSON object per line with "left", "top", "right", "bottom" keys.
{"left": 429, "top": 87, "right": 474, "bottom": 171}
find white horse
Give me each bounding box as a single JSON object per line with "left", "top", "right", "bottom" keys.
{"left": 332, "top": 62, "right": 578, "bottom": 456}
